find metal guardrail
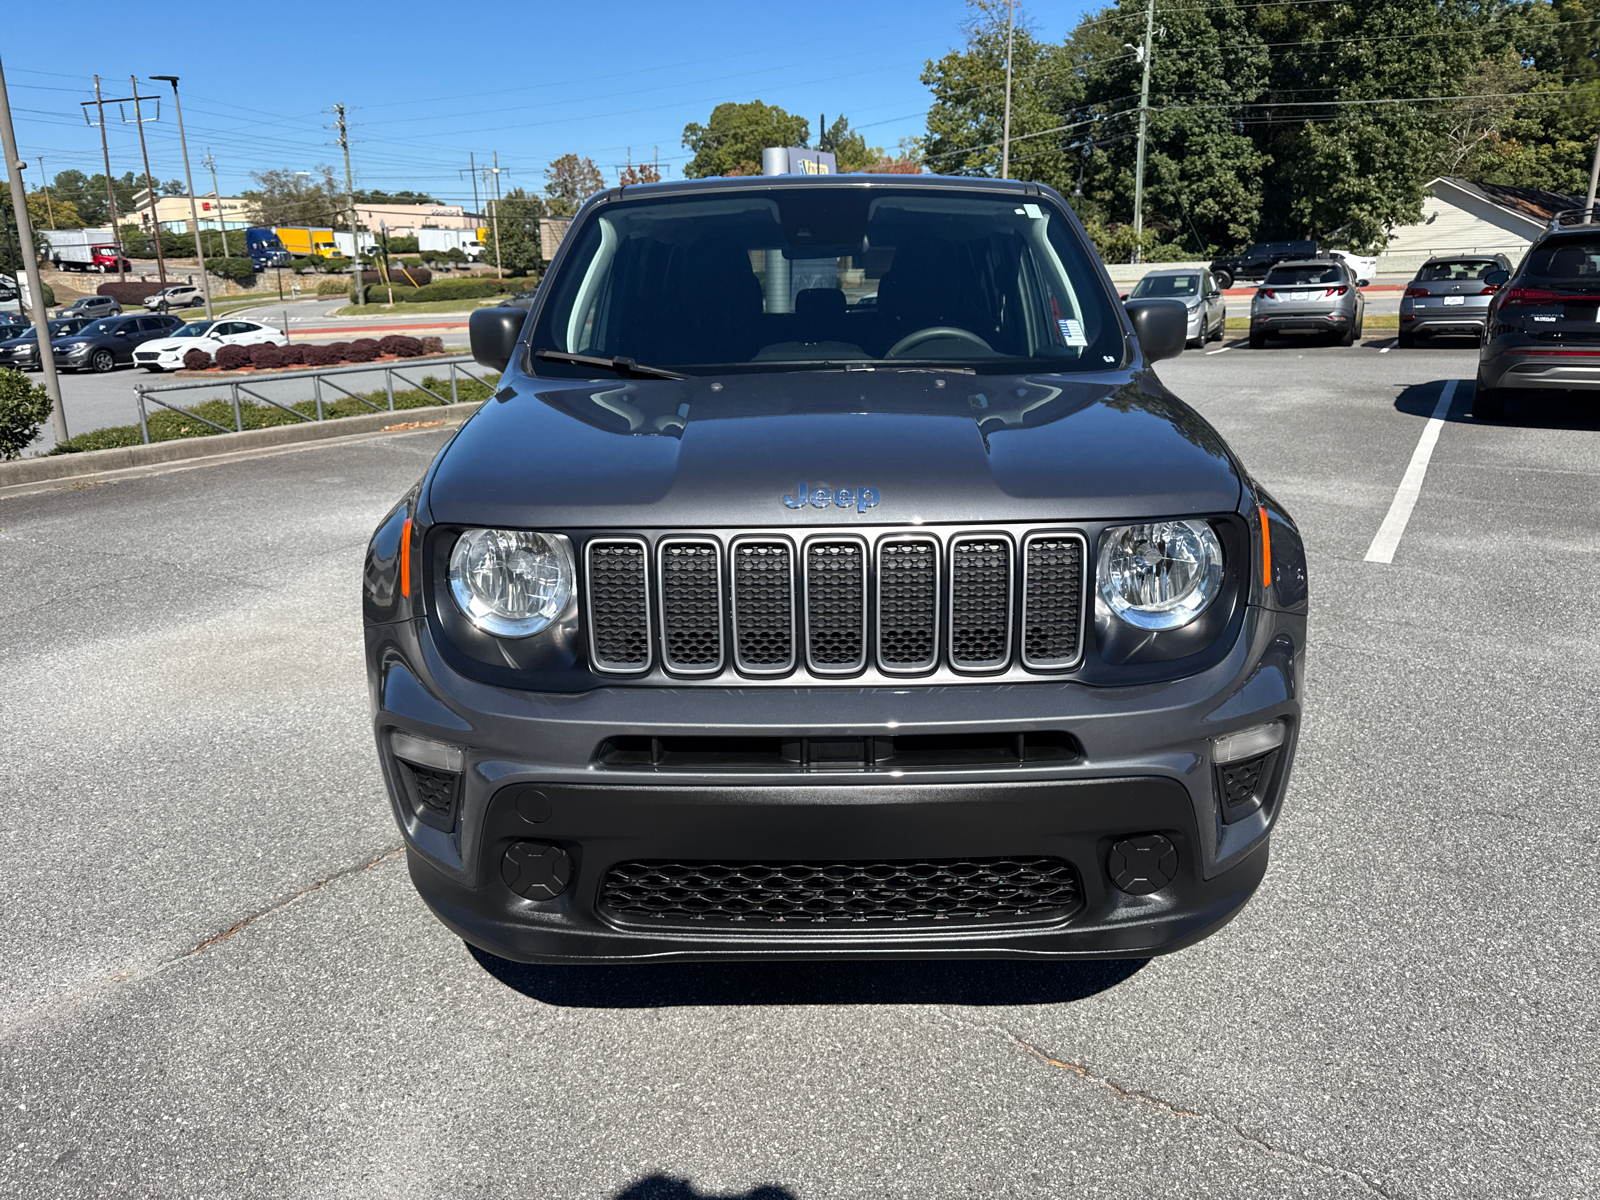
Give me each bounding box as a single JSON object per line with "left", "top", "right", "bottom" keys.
{"left": 131, "top": 355, "right": 492, "bottom": 445}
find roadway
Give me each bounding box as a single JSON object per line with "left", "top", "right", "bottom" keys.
{"left": 2, "top": 338, "right": 1595, "bottom": 1198}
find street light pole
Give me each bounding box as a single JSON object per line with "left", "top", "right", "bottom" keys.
{"left": 151, "top": 76, "right": 211, "bottom": 319}
{"left": 0, "top": 54, "right": 68, "bottom": 443}
{"left": 37, "top": 154, "right": 53, "bottom": 228}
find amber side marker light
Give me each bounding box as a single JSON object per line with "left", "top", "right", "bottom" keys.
{"left": 1258, "top": 507, "right": 1272, "bottom": 588}
{"left": 401, "top": 518, "right": 413, "bottom": 598}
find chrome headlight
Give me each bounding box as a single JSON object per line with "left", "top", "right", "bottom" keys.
{"left": 448, "top": 528, "right": 574, "bottom": 638}
{"left": 1097, "top": 520, "right": 1224, "bottom": 630}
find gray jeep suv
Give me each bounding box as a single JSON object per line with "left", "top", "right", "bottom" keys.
{"left": 363, "top": 175, "right": 1308, "bottom": 964}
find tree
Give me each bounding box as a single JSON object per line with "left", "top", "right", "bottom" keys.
{"left": 682, "top": 101, "right": 809, "bottom": 178}
{"left": 618, "top": 161, "right": 662, "bottom": 186}
{"left": 816, "top": 115, "right": 880, "bottom": 172}
{"left": 494, "top": 188, "right": 548, "bottom": 276}
{"left": 242, "top": 166, "right": 343, "bottom": 227}
{"left": 26, "top": 192, "right": 84, "bottom": 230}
{"left": 47, "top": 170, "right": 140, "bottom": 227}
{"left": 921, "top": 3, "right": 1084, "bottom": 194}
{"left": 159, "top": 179, "right": 187, "bottom": 196}
{"left": 352, "top": 189, "right": 440, "bottom": 204}
{"left": 0, "top": 368, "right": 54, "bottom": 461}
{"left": 543, "top": 155, "right": 605, "bottom": 216}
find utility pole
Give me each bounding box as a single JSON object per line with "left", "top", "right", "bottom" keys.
{"left": 490, "top": 152, "right": 503, "bottom": 280}
{"left": 151, "top": 76, "right": 211, "bottom": 319}
{"left": 87, "top": 77, "right": 126, "bottom": 283}
{"left": 1585, "top": 132, "right": 1599, "bottom": 221}
{"left": 335, "top": 103, "right": 363, "bottom": 305}
{"left": 128, "top": 76, "right": 166, "bottom": 284}
{"left": 37, "top": 154, "right": 53, "bottom": 228}
{"left": 202, "top": 150, "right": 226, "bottom": 262}
{"left": 0, "top": 54, "right": 68, "bottom": 443}
{"left": 1001, "top": 0, "right": 1016, "bottom": 179}
{"left": 1130, "top": 0, "right": 1156, "bottom": 263}
{"left": 468, "top": 151, "right": 480, "bottom": 222}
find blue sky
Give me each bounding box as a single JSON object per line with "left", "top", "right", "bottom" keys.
{"left": 4, "top": 0, "right": 1087, "bottom": 213}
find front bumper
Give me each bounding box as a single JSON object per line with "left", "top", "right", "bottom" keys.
{"left": 367, "top": 603, "right": 1306, "bottom": 963}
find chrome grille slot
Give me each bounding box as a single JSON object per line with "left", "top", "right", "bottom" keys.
{"left": 1021, "top": 533, "right": 1086, "bottom": 669}
{"left": 948, "top": 536, "right": 1013, "bottom": 670}
{"left": 804, "top": 539, "right": 867, "bottom": 674}
{"left": 731, "top": 539, "right": 795, "bottom": 674}
{"left": 658, "top": 539, "right": 723, "bottom": 674}
{"left": 877, "top": 536, "right": 938, "bottom": 672}
{"left": 586, "top": 539, "right": 651, "bottom": 672}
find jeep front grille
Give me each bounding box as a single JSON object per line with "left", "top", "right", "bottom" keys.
{"left": 586, "top": 528, "right": 1087, "bottom": 679}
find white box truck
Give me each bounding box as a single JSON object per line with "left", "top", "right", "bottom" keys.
{"left": 417, "top": 228, "right": 487, "bottom": 261}
{"left": 44, "top": 229, "right": 130, "bottom": 273}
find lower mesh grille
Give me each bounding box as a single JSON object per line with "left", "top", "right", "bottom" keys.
{"left": 878, "top": 537, "right": 938, "bottom": 670}
{"left": 732, "top": 541, "right": 793, "bottom": 671}
{"left": 659, "top": 541, "right": 722, "bottom": 671}
{"left": 949, "top": 537, "right": 1012, "bottom": 668}
{"left": 404, "top": 764, "right": 456, "bottom": 814}
{"left": 601, "top": 856, "right": 1082, "bottom": 925}
{"left": 587, "top": 541, "right": 650, "bottom": 670}
{"left": 805, "top": 541, "right": 865, "bottom": 671}
{"left": 1022, "top": 535, "right": 1084, "bottom": 668}
{"left": 1220, "top": 756, "right": 1269, "bottom": 809}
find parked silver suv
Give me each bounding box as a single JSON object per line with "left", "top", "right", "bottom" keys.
{"left": 143, "top": 284, "right": 206, "bottom": 313}
{"left": 1399, "top": 255, "right": 1513, "bottom": 348}
{"left": 1126, "top": 267, "right": 1226, "bottom": 346}
{"left": 57, "top": 295, "right": 122, "bottom": 319}
{"left": 1249, "top": 259, "right": 1365, "bottom": 348}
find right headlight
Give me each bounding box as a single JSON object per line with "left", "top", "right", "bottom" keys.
{"left": 448, "top": 528, "right": 574, "bottom": 638}
{"left": 1097, "top": 520, "right": 1224, "bottom": 630}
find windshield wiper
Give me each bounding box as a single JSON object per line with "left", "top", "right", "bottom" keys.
{"left": 534, "top": 349, "right": 685, "bottom": 380}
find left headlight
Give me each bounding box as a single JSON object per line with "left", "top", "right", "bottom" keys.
{"left": 448, "top": 528, "right": 574, "bottom": 638}
{"left": 1097, "top": 520, "right": 1224, "bottom": 630}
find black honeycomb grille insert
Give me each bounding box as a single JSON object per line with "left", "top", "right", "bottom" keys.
{"left": 405, "top": 764, "right": 456, "bottom": 814}
{"left": 660, "top": 542, "right": 721, "bottom": 669}
{"left": 878, "top": 538, "right": 937, "bottom": 670}
{"left": 950, "top": 538, "right": 1011, "bottom": 667}
{"left": 1220, "top": 756, "right": 1269, "bottom": 809}
{"left": 588, "top": 541, "right": 650, "bottom": 669}
{"left": 601, "top": 856, "right": 1082, "bottom": 925}
{"left": 806, "top": 542, "right": 865, "bottom": 669}
{"left": 1022, "top": 537, "right": 1084, "bottom": 667}
{"left": 732, "top": 542, "right": 793, "bottom": 669}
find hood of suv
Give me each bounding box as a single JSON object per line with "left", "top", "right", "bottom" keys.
{"left": 425, "top": 367, "right": 1242, "bottom": 527}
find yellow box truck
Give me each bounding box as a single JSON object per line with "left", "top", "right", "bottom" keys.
{"left": 275, "top": 227, "right": 345, "bottom": 260}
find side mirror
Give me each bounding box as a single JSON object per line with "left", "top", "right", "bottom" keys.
{"left": 1357, "top": 278, "right": 1371, "bottom": 288}
{"left": 1118, "top": 292, "right": 1129, "bottom": 301}
{"left": 1123, "top": 298, "right": 1188, "bottom": 363}
{"left": 469, "top": 306, "right": 525, "bottom": 372}
{"left": 1484, "top": 269, "right": 1509, "bottom": 288}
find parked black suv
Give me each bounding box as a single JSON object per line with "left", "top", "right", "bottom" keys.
{"left": 363, "top": 175, "right": 1308, "bottom": 965}
{"left": 1210, "top": 241, "right": 1318, "bottom": 290}
{"left": 1475, "top": 209, "right": 1600, "bottom": 419}
{"left": 51, "top": 313, "right": 183, "bottom": 372}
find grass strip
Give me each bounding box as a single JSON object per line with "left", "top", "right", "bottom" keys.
{"left": 50, "top": 371, "right": 499, "bottom": 454}
{"left": 1225, "top": 314, "right": 1400, "bottom": 330}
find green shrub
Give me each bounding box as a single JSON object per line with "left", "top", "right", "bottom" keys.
{"left": 385, "top": 236, "right": 420, "bottom": 254}
{"left": 443, "top": 247, "right": 467, "bottom": 263}
{"left": 289, "top": 256, "right": 321, "bottom": 273}
{"left": 0, "top": 367, "right": 54, "bottom": 460}
{"left": 388, "top": 278, "right": 509, "bottom": 303}
{"left": 209, "top": 257, "right": 255, "bottom": 281}
{"left": 317, "top": 278, "right": 349, "bottom": 295}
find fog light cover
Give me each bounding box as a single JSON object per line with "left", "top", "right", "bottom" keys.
{"left": 1212, "top": 721, "right": 1285, "bottom": 764}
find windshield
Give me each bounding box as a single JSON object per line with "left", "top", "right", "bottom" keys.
{"left": 1524, "top": 238, "right": 1600, "bottom": 287}
{"left": 47, "top": 320, "right": 79, "bottom": 335}
{"left": 81, "top": 319, "right": 120, "bottom": 337}
{"left": 172, "top": 321, "right": 218, "bottom": 337}
{"left": 529, "top": 187, "right": 1121, "bottom": 375}
{"left": 1130, "top": 273, "right": 1200, "bottom": 299}
{"left": 1264, "top": 264, "right": 1341, "bottom": 286}
{"left": 1418, "top": 260, "right": 1499, "bottom": 282}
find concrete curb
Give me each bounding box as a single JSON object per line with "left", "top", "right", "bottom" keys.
{"left": 1, "top": 401, "right": 483, "bottom": 489}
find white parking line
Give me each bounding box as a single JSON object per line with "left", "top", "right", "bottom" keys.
{"left": 1365, "top": 380, "right": 1458, "bottom": 564}
{"left": 1377, "top": 339, "right": 1398, "bottom": 353}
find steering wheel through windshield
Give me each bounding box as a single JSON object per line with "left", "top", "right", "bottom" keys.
{"left": 884, "top": 326, "right": 994, "bottom": 359}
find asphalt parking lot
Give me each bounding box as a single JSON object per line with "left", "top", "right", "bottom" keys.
{"left": 2, "top": 337, "right": 1596, "bottom": 1199}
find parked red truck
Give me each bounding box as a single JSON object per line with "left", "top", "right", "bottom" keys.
{"left": 44, "top": 229, "right": 132, "bottom": 273}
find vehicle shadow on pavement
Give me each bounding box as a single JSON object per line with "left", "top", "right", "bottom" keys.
{"left": 467, "top": 945, "right": 1148, "bottom": 1007}
{"left": 612, "top": 1176, "right": 796, "bottom": 1200}
{"left": 1394, "top": 380, "right": 1600, "bottom": 430}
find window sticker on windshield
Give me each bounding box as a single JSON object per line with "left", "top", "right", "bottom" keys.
{"left": 1059, "top": 318, "right": 1087, "bottom": 346}
{"left": 1023, "top": 203, "right": 1044, "bottom": 219}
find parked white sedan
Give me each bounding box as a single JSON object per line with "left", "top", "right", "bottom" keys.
{"left": 133, "top": 319, "right": 288, "bottom": 372}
